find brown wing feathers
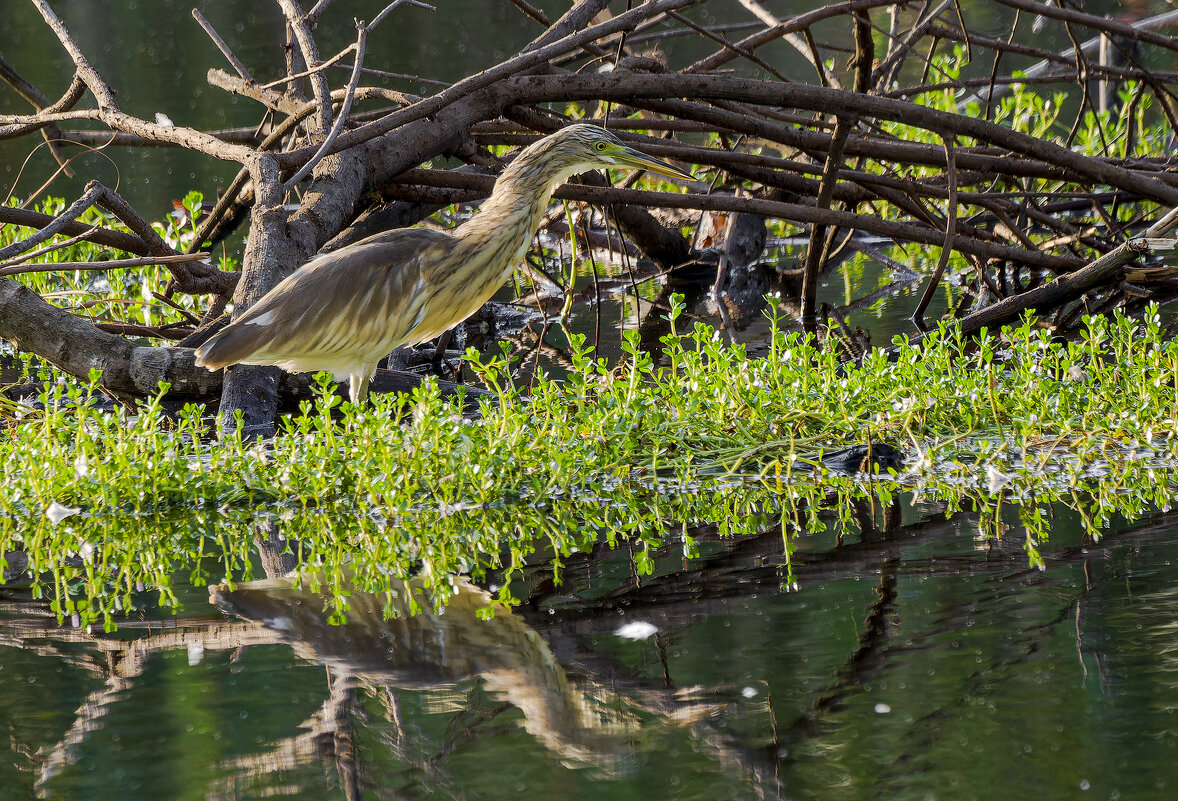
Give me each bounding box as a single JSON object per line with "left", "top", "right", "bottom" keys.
{"left": 194, "top": 229, "right": 454, "bottom": 370}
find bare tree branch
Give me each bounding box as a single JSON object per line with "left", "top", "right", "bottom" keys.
{"left": 3, "top": 0, "right": 1178, "bottom": 431}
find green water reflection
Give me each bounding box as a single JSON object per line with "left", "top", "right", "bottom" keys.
{"left": 0, "top": 0, "right": 568, "bottom": 213}
{"left": 3, "top": 498, "right": 1178, "bottom": 800}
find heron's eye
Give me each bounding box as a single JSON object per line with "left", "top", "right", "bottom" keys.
{"left": 595, "top": 141, "right": 607, "bottom": 152}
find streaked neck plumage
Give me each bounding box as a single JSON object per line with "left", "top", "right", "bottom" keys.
{"left": 451, "top": 139, "right": 587, "bottom": 272}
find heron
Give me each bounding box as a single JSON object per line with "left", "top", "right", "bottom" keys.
{"left": 193, "top": 124, "right": 694, "bottom": 403}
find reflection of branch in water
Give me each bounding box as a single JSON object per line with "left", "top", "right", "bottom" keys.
{"left": 1074, "top": 560, "right": 1111, "bottom": 692}
{"left": 366, "top": 683, "right": 478, "bottom": 800}
{"left": 374, "top": 686, "right": 407, "bottom": 758}
{"left": 730, "top": 512, "right": 1178, "bottom": 776}
{"left": 0, "top": 619, "right": 108, "bottom": 676}
{"left": 34, "top": 674, "right": 132, "bottom": 796}
{"left": 778, "top": 558, "right": 900, "bottom": 747}
{"left": 764, "top": 497, "right": 907, "bottom": 741}
{"left": 203, "top": 669, "right": 357, "bottom": 801}
{"left": 850, "top": 494, "right": 903, "bottom": 544}
{"left": 11, "top": 501, "right": 1176, "bottom": 798}
{"left": 430, "top": 693, "right": 513, "bottom": 767}
{"left": 328, "top": 669, "right": 363, "bottom": 801}
{"left": 522, "top": 497, "right": 1171, "bottom": 703}
{"left": 15, "top": 617, "right": 278, "bottom": 796}
{"left": 503, "top": 323, "right": 577, "bottom": 375}
{"left": 525, "top": 503, "right": 1002, "bottom": 643}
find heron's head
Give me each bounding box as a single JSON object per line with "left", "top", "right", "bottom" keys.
{"left": 527, "top": 124, "right": 695, "bottom": 184}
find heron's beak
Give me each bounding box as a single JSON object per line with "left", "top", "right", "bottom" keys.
{"left": 614, "top": 146, "right": 696, "bottom": 182}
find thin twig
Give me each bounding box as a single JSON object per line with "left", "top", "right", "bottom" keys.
{"left": 369, "top": 0, "right": 434, "bottom": 29}
{"left": 93, "top": 322, "right": 195, "bottom": 340}
{"left": 0, "top": 224, "right": 100, "bottom": 269}
{"left": 0, "top": 183, "right": 104, "bottom": 262}
{"left": 913, "top": 137, "right": 959, "bottom": 322}
{"left": 276, "top": 0, "right": 334, "bottom": 134}
{"left": 257, "top": 45, "right": 357, "bottom": 91}
{"left": 872, "top": 0, "right": 951, "bottom": 91}
{"left": 665, "top": 10, "right": 790, "bottom": 83}
{"left": 151, "top": 291, "right": 203, "bottom": 325}
{"left": 737, "top": 0, "right": 839, "bottom": 80}
{"left": 0, "top": 253, "right": 210, "bottom": 277}
{"left": 30, "top": 0, "right": 118, "bottom": 110}
{"left": 687, "top": 0, "right": 897, "bottom": 74}
{"left": 280, "top": 1, "right": 430, "bottom": 191}
{"left": 305, "top": 0, "right": 336, "bottom": 22}
{"left": 281, "top": 38, "right": 365, "bottom": 191}
{"left": 273, "top": 0, "right": 699, "bottom": 170}
{"left": 0, "top": 55, "right": 77, "bottom": 176}
{"left": 191, "top": 9, "right": 253, "bottom": 81}
{"left": 505, "top": 0, "right": 550, "bottom": 27}
{"left": 328, "top": 63, "right": 447, "bottom": 88}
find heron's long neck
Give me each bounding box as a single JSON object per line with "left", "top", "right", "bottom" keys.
{"left": 452, "top": 150, "right": 571, "bottom": 271}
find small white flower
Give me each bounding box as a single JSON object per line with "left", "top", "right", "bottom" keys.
{"left": 741, "top": 686, "right": 759, "bottom": 699}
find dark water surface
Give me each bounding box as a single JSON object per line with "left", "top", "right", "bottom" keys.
{"left": 3, "top": 499, "right": 1178, "bottom": 800}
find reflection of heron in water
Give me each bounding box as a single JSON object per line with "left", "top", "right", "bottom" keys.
{"left": 210, "top": 574, "right": 628, "bottom": 765}
{"left": 210, "top": 571, "right": 784, "bottom": 792}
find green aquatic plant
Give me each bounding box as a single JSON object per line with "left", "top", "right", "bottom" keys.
{"left": 3, "top": 301, "right": 1178, "bottom": 628}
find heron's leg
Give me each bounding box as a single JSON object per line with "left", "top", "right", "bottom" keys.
{"left": 349, "top": 371, "right": 370, "bottom": 405}
{"left": 432, "top": 329, "right": 453, "bottom": 362}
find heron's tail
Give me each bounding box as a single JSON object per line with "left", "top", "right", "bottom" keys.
{"left": 193, "top": 324, "right": 260, "bottom": 371}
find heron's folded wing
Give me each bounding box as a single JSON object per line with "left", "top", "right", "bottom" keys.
{"left": 196, "top": 229, "right": 455, "bottom": 368}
